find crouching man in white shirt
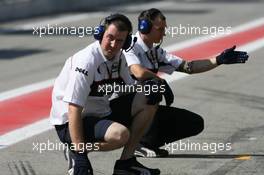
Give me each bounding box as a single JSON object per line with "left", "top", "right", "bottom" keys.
{"left": 124, "top": 8, "right": 249, "bottom": 158}
{"left": 50, "top": 14, "right": 160, "bottom": 175}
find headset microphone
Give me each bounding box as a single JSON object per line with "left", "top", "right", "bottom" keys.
{"left": 155, "top": 38, "right": 163, "bottom": 49}
{"left": 124, "top": 37, "right": 137, "bottom": 52}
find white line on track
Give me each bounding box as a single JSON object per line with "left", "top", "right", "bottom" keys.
{"left": 0, "top": 79, "right": 55, "bottom": 102}
{"left": 0, "top": 119, "right": 53, "bottom": 149}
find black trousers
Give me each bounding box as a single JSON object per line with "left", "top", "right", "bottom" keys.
{"left": 140, "top": 105, "right": 204, "bottom": 149}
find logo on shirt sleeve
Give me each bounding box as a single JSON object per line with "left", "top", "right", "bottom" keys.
{"left": 75, "top": 67, "right": 88, "bottom": 76}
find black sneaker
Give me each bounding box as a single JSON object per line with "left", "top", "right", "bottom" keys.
{"left": 64, "top": 146, "right": 74, "bottom": 174}
{"left": 113, "top": 157, "right": 160, "bottom": 175}
{"left": 64, "top": 147, "right": 93, "bottom": 175}
{"left": 134, "top": 145, "right": 169, "bottom": 158}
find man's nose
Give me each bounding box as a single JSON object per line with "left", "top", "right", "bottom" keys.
{"left": 110, "top": 40, "right": 117, "bottom": 48}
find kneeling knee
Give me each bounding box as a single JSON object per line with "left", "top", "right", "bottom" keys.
{"left": 194, "top": 115, "right": 204, "bottom": 135}
{"left": 108, "top": 126, "right": 130, "bottom": 147}
{"left": 117, "top": 128, "right": 130, "bottom": 146}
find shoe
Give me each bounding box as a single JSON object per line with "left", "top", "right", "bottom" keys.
{"left": 64, "top": 146, "right": 74, "bottom": 174}
{"left": 64, "top": 146, "right": 93, "bottom": 175}
{"left": 134, "top": 145, "right": 169, "bottom": 158}
{"left": 113, "top": 156, "right": 160, "bottom": 175}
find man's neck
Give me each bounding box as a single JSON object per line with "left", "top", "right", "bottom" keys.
{"left": 139, "top": 33, "right": 153, "bottom": 48}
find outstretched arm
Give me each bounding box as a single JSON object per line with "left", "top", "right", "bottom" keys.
{"left": 178, "top": 58, "right": 218, "bottom": 74}
{"left": 177, "top": 45, "right": 249, "bottom": 74}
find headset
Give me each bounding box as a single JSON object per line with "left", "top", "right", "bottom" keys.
{"left": 138, "top": 18, "right": 152, "bottom": 34}
{"left": 94, "top": 13, "right": 134, "bottom": 50}
{"left": 138, "top": 8, "right": 163, "bottom": 34}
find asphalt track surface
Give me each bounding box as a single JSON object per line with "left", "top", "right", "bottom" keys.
{"left": 0, "top": 0, "right": 264, "bottom": 174}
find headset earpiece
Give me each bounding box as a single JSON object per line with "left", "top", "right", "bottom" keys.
{"left": 138, "top": 19, "right": 152, "bottom": 34}
{"left": 93, "top": 25, "right": 105, "bottom": 41}
{"left": 122, "top": 34, "right": 132, "bottom": 50}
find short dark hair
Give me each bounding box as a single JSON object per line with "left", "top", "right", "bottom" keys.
{"left": 104, "top": 14, "right": 133, "bottom": 34}
{"left": 138, "top": 8, "right": 166, "bottom": 23}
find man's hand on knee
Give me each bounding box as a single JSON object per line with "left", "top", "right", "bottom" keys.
{"left": 143, "top": 78, "right": 163, "bottom": 105}
{"left": 142, "top": 78, "right": 174, "bottom": 106}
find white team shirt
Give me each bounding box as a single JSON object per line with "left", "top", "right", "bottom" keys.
{"left": 124, "top": 32, "right": 183, "bottom": 74}
{"left": 50, "top": 41, "right": 134, "bottom": 125}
